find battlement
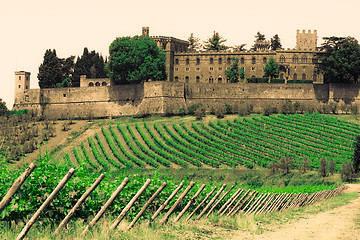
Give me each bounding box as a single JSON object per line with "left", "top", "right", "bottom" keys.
{"left": 296, "top": 29, "right": 317, "bottom": 50}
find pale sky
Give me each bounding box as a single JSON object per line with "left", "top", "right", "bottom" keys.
{"left": 1, "top": 0, "right": 359, "bottom": 109}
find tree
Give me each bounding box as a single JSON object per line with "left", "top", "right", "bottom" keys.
{"left": 318, "top": 36, "right": 360, "bottom": 83}
{"left": 203, "top": 31, "right": 228, "bottom": 52}
{"left": 72, "top": 48, "right": 107, "bottom": 87}
{"left": 225, "top": 58, "right": 240, "bottom": 83}
{"left": 0, "top": 98, "right": 8, "bottom": 116}
{"left": 264, "top": 58, "right": 279, "bottom": 81}
{"left": 240, "top": 68, "right": 245, "bottom": 81}
{"left": 188, "top": 33, "right": 201, "bottom": 52}
{"left": 232, "top": 44, "right": 247, "bottom": 52}
{"left": 353, "top": 135, "right": 360, "bottom": 174}
{"left": 255, "top": 31, "right": 265, "bottom": 41}
{"left": 38, "top": 49, "right": 63, "bottom": 88}
{"left": 318, "top": 158, "right": 328, "bottom": 177}
{"left": 270, "top": 34, "right": 282, "bottom": 50}
{"left": 106, "top": 35, "right": 167, "bottom": 84}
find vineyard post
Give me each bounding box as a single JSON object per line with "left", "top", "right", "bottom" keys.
{"left": 241, "top": 191, "right": 259, "bottom": 215}
{"left": 53, "top": 173, "right": 105, "bottom": 236}
{"left": 150, "top": 183, "right": 183, "bottom": 221}
{"left": 257, "top": 193, "right": 276, "bottom": 215}
{"left": 127, "top": 182, "right": 167, "bottom": 230}
{"left": 82, "top": 177, "right": 129, "bottom": 236}
{"left": 159, "top": 181, "right": 195, "bottom": 225}
{"left": 280, "top": 193, "right": 296, "bottom": 210}
{"left": 244, "top": 193, "right": 265, "bottom": 215}
{"left": 271, "top": 193, "right": 290, "bottom": 212}
{"left": 16, "top": 168, "right": 75, "bottom": 240}
{"left": 206, "top": 185, "right": 234, "bottom": 218}
{"left": 216, "top": 186, "right": 238, "bottom": 215}
{"left": 296, "top": 193, "right": 309, "bottom": 207}
{"left": 110, "top": 179, "right": 151, "bottom": 230}
{"left": 228, "top": 189, "right": 252, "bottom": 216}
{"left": 196, "top": 184, "right": 226, "bottom": 220}
{"left": 266, "top": 193, "right": 285, "bottom": 213}
{"left": 0, "top": 163, "right": 36, "bottom": 214}
{"left": 173, "top": 184, "right": 206, "bottom": 223}
{"left": 249, "top": 193, "right": 271, "bottom": 215}
{"left": 186, "top": 186, "right": 217, "bottom": 222}
{"left": 286, "top": 193, "right": 301, "bottom": 209}
{"left": 219, "top": 188, "right": 243, "bottom": 216}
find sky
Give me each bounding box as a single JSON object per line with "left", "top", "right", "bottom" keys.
{"left": 1, "top": 0, "right": 360, "bottom": 109}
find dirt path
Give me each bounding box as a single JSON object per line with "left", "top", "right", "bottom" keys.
{"left": 233, "top": 184, "right": 360, "bottom": 240}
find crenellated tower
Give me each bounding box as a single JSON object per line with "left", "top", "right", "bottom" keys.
{"left": 14, "top": 71, "right": 30, "bottom": 104}
{"left": 296, "top": 30, "right": 317, "bottom": 50}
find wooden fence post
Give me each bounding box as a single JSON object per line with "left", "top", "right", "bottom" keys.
{"left": 16, "top": 168, "right": 75, "bottom": 240}
{"left": 159, "top": 181, "right": 195, "bottom": 225}
{"left": 219, "top": 188, "right": 243, "bottom": 216}
{"left": 53, "top": 173, "right": 105, "bottom": 236}
{"left": 110, "top": 179, "right": 152, "bottom": 230}
{"left": 150, "top": 183, "right": 183, "bottom": 221}
{"left": 82, "top": 177, "right": 129, "bottom": 236}
{"left": 196, "top": 184, "right": 226, "bottom": 220}
{"left": 0, "top": 163, "right": 36, "bottom": 214}
{"left": 227, "top": 189, "right": 252, "bottom": 216}
{"left": 186, "top": 186, "right": 216, "bottom": 222}
{"left": 127, "top": 182, "right": 167, "bottom": 230}
{"left": 206, "top": 185, "right": 234, "bottom": 218}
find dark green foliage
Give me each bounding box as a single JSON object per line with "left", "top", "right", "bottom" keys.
{"left": 72, "top": 48, "right": 107, "bottom": 87}
{"left": 225, "top": 104, "right": 232, "bottom": 114}
{"left": 280, "top": 100, "right": 296, "bottom": 114}
{"left": 287, "top": 80, "right": 313, "bottom": 83}
{"left": 213, "top": 105, "right": 226, "bottom": 119}
{"left": 255, "top": 31, "right": 265, "bottom": 41}
{"left": 233, "top": 103, "right": 253, "bottom": 116}
{"left": 264, "top": 58, "right": 279, "bottom": 81}
{"left": 270, "top": 78, "right": 285, "bottom": 83}
{"left": 269, "top": 156, "right": 294, "bottom": 175}
{"left": 0, "top": 99, "right": 8, "bottom": 116}
{"left": 203, "top": 31, "right": 228, "bottom": 52}
{"left": 329, "top": 159, "right": 336, "bottom": 175}
{"left": 178, "top": 108, "right": 187, "bottom": 116}
{"left": 106, "top": 36, "right": 167, "bottom": 84}
{"left": 350, "top": 104, "right": 359, "bottom": 116}
{"left": 318, "top": 36, "right": 360, "bottom": 83}
{"left": 38, "top": 49, "right": 63, "bottom": 88}
{"left": 187, "top": 104, "right": 203, "bottom": 115}
{"left": 55, "top": 78, "right": 71, "bottom": 88}
{"left": 341, "top": 161, "right": 356, "bottom": 182}
{"left": 188, "top": 33, "right": 201, "bottom": 52}
{"left": 263, "top": 104, "right": 278, "bottom": 116}
{"left": 353, "top": 136, "right": 360, "bottom": 174}
{"left": 194, "top": 106, "right": 206, "bottom": 120}
{"left": 318, "top": 158, "right": 328, "bottom": 177}
{"left": 225, "top": 58, "right": 240, "bottom": 83}
{"left": 270, "top": 34, "right": 282, "bottom": 50}
{"left": 247, "top": 77, "right": 268, "bottom": 83}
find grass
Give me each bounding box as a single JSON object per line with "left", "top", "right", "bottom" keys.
{"left": 1, "top": 192, "right": 356, "bottom": 240}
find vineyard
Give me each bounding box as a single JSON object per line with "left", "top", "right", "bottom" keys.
{"left": 63, "top": 113, "right": 358, "bottom": 171}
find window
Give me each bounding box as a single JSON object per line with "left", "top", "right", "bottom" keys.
{"left": 95, "top": 82, "right": 100, "bottom": 86}
{"left": 63, "top": 94, "right": 67, "bottom": 97}
{"left": 293, "top": 55, "right": 298, "bottom": 63}
{"left": 302, "top": 73, "right": 306, "bottom": 80}
{"left": 293, "top": 73, "right": 297, "bottom": 80}
{"left": 263, "top": 57, "right": 267, "bottom": 64}
{"left": 175, "top": 59, "right": 179, "bottom": 65}
{"left": 102, "top": 82, "right": 107, "bottom": 86}
{"left": 25, "top": 85, "right": 29, "bottom": 89}
{"left": 312, "top": 58, "right": 318, "bottom": 63}
{"left": 25, "top": 95, "right": 29, "bottom": 102}
{"left": 185, "top": 76, "right": 189, "bottom": 83}
{"left": 19, "top": 76, "right": 21, "bottom": 80}
{"left": 313, "top": 73, "right": 317, "bottom": 81}
{"left": 218, "top": 77, "right": 222, "bottom": 83}
{"left": 196, "top": 58, "right": 200, "bottom": 65}
{"left": 186, "top": 58, "right": 190, "bottom": 65}
{"left": 227, "top": 58, "right": 231, "bottom": 64}
{"left": 252, "top": 57, "right": 256, "bottom": 64}
{"left": 251, "top": 67, "right": 255, "bottom": 71}
{"left": 280, "top": 73, "right": 284, "bottom": 79}
{"left": 240, "top": 57, "right": 245, "bottom": 64}
{"left": 26, "top": 76, "right": 29, "bottom": 81}
{"left": 89, "top": 82, "right": 94, "bottom": 87}
{"left": 186, "top": 68, "right": 189, "bottom": 72}
{"left": 209, "top": 77, "right": 214, "bottom": 83}
{"left": 210, "top": 67, "right": 214, "bottom": 71}
{"left": 218, "top": 67, "right": 222, "bottom": 71}
{"left": 210, "top": 58, "right": 214, "bottom": 64}
{"left": 302, "top": 56, "right": 307, "bottom": 63}
{"left": 175, "top": 76, "right": 179, "bottom": 82}
{"left": 219, "top": 58, "right": 222, "bottom": 64}
{"left": 196, "top": 68, "right": 200, "bottom": 71}
{"left": 196, "top": 76, "right": 200, "bottom": 83}
{"left": 280, "top": 55, "right": 285, "bottom": 63}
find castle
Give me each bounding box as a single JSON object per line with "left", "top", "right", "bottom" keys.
{"left": 13, "top": 28, "right": 360, "bottom": 119}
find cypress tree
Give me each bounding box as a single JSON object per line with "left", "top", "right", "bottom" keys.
{"left": 38, "top": 49, "right": 63, "bottom": 88}
{"left": 353, "top": 135, "right": 360, "bottom": 173}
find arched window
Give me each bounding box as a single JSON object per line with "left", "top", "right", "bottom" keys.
{"left": 240, "top": 57, "right": 245, "bottom": 64}
{"left": 175, "top": 59, "right": 179, "bottom": 65}
{"left": 312, "top": 58, "right": 318, "bottom": 63}
{"left": 263, "top": 57, "right": 267, "bottom": 64}
{"left": 293, "top": 55, "right": 298, "bottom": 63}
{"left": 185, "top": 76, "right": 189, "bottom": 83}
{"left": 302, "top": 56, "right": 307, "bottom": 63}
{"left": 196, "top": 58, "right": 200, "bottom": 65}
{"left": 280, "top": 55, "right": 285, "bottom": 63}
{"left": 313, "top": 73, "right": 317, "bottom": 81}
{"left": 252, "top": 57, "right": 256, "bottom": 64}
{"left": 227, "top": 58, "right": 231, "bottom": 64}
{"left": 102, "top": 82, "right": 107, "bottom": 86}
{"left": 219, "top": 58, "right": 222, "bottom": 64}
{"left": 280, "top": 73, "right": 284, "bottom": 79}
{"left": 196, "top": 76, "right": 200, "bottom": 83}
{"left": 89, "top": 82, "right": 94, "bottom": 87}
{"left": 293, "top": 73, "right": 297, "bottom": 80}
{"left": 95, "top": 82, "right": 100, "bottom": 86}
{"left": 209, "top": 76, "right": 213, "bottom": 83}
{"left": 218, "top": 77, "right": 222, "bottom": 83}
{"left": 175, "top": 76, "right": 179, "bottom": 82}
{"left": 186, "top": 58, "right": 190, "bottom": 65}
{"left": 302, "top": 73, "right": 306, "bottom": 80}
{"left": 210, "top": 58, "right": 214, "bottom": 64}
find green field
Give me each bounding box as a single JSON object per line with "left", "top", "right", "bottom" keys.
{"left": 64, "top": 113, "right": 357, "bottom": 171}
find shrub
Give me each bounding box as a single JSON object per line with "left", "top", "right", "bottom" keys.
{"left": 236, "top": 103, "right": 253, "bottom": 116}
{"left": 329, "top": 102, "right": 338, "bottom": 114}
{"left": 178, "top": 108, "right": 187, "bottom": 116}
{"left": 329, "top": 159, "right": 336, "bottom": 175}
{"left": 318, "top": 158, "right": 328, "bottom": 177}
{"left": 214, "top": 105, "right": 226, "bottom": 119}
{"left": 263, "top": 104, "right": 278, "bottom": 116}
{"left": 194, "top": 106, "right": 206, "bottom": 120}
{"left": 188, "top": 104, "right": 203, "bottom": 115}
{"left": 298, "top": 159, "right": 311, "bottom": 173}
{"left": 225, "top": 104, "right": 233, "bottom": 114}
{"left": 350, "top": 103, "right": 359, "bottom": 117}
{"left": 280, "top": 100, "right": 296, "bottom": 114}
{"left": 341, "top": 161, "right": 356, "bottom": 182}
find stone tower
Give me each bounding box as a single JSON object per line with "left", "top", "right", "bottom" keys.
{"left": 14, "top": 71, "right": 30, "bottom": 104}
{"left": 142, "top": 27, "right": 149, "bottom": 37}
{"left": 296, "top": 30, "right": 317, "bottom": 50}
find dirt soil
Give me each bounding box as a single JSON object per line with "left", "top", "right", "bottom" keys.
{"left": 232, "top": 184, "right": 360, "bottom": 240}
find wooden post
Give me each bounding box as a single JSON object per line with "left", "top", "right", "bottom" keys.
{"left": 150, "top": 183, "right": 183, "bottom": 221}
{"left": 82, "top": 177, "right": 129, "bottom": 236}
{"left": 196, "top": 184, "right": 226, "bottom": 220}
{"left": 0, "top": 163, "right": 36, "bottom": 214}
{"left": 110, "top": 179, "right": 151, "bottom": 230}
{"left": 245, "top": 193, "right": 265, "bottom": 215}
{"left": 16, "top": 168, "right": 75, "bottom": 240}
{"left": 227, "top": 189, "right": 252, "bottom": 216}
{"left": 206, "top": 185, "right": 234, "bottom": 218}
{"left": 217, "top": 187, "right": 241, "bottom": 215}
{"left": 265, "top": 193, "right": 284, "bottom": 213}
{"left": 173, "top": 184, "right": 205, "bottom": 222}
{"left": 159, "top": 181, "right": 195, "bottom": 225}
{"left": 127, "top": 182, "right": 167, "bottom": 230}
{"left": 186, "top": 186, "right": 216, "bottom": 222}
{"left": 257, "top": 193, "right": 276, "bottom": 215}
{"left": 250, "top": 193, "right": 271, "bottom": 215}
{"left": 219, "top": 188, "right": 244, "bottom": 216}
{"left": 241, "top": 191, "right": 259, "bottom": 214}
{"left": 54, "top": 173, "right": 105, "bottom": 236}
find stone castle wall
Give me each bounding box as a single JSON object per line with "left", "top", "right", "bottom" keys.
{"left": 13, "top": 81, "right": 360, "bottom": 119}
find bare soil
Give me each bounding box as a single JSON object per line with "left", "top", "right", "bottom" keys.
{"left": 232, "top": 184, "right": 360, "bottom": 240}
